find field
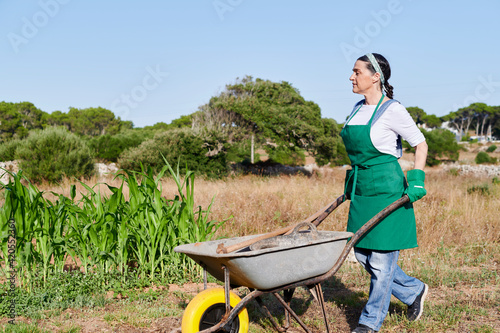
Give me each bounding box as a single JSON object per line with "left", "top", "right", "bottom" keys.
{"left": 1, "top": 146, "right": 499, "bottom": 332}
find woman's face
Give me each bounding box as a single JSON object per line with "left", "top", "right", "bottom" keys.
{"left": 349, "top": 60, "right": 379, "bottom": 95}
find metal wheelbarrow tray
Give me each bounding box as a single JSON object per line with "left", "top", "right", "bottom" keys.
{"left": 175, "top": 228, "right": 353, "bottom": 290}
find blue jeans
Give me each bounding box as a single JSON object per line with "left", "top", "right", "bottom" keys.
{"left": 354, "top": 248, "right": 424, "bottom": 331}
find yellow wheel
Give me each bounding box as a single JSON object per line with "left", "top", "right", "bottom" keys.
{"left": 181, "top": 288, "right": 249, "bottom": 333}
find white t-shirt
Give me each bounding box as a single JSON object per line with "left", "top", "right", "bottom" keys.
{"left": 345, "top": 102, "right": 425, "bottom": 158}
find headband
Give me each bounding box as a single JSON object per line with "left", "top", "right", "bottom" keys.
{"left": 365, "top": 53, "right": 385, "bottom": 85}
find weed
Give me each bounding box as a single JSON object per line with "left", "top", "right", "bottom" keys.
{"left": 448, "top": 167, "right": 460, "bottom": 176}
{"left": 473, "top": 324, "right": 496, "bottom": 333}
{"left": 467, "top": 183, "right": 490, "bottom": 195}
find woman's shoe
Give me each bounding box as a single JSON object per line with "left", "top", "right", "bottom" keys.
{"left": 352, "top": 324, "right": 378, "bottom": 332}
{"left": 407, "top": 283, "right": 429, "bottom": 321}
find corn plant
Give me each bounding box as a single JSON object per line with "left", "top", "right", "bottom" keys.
{"left": 0, "top": 160, "right": 225, "bottom": 287}
{"left": 65, "top": 182, "right": 120, "bottom": 276}
{"left": 163, "top": 160, "right": 223, "bottom": 274}
{"left": 1, "top": 170, "right": 42, "bottom": 287}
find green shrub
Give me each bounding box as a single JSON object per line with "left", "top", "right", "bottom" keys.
{"left": 314, "top": 135, "right": 350, "bottom": 166}
{"left": 475, "top": 151, "right": 492, "bottom": 164}
{"left": 492, "top": 177, "right": 500, "bottom": 185}
{"left": 486, "top": 145, "right": 497, "bottom": 153}
{"left": 15, "top": 126, "right": 95, "bottom": 182}
{"left": 267, "top": 146, "right": 305, "bottom": 166}
{"left": 225, "top": 139, "right": 254, "bottom": 164}
{"left": 407, "top": 129, "right": 460, "bottom": 166}
{"left": 118, "top": 128, "right": 228, "bottom": 178}
{"left": 0, "top": 138, "right": 22, "bottom": 161}
{"left": 88, "top": 130, "right": 151, "bottom": 162}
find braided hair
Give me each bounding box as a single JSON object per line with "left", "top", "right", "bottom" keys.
{"left": 358, "top": 53, "right": 394, "bottom": 99}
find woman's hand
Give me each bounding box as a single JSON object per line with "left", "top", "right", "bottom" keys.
{"left": 405, "top": 141, "right": 428, "bottom": 203}
{"left": 405, "top": 169, "right": 427, "bottom": 202}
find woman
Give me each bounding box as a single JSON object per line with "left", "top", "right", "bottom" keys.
{"left": 341, "top": 53, "right": 429, "bottom": 333}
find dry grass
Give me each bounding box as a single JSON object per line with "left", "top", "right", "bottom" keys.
{"left": 37, "top": 153, "right": 499, "bottom": 256}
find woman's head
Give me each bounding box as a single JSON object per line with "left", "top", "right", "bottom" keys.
{"left": 350, "top": 53, "right": 394, "bottom": 99}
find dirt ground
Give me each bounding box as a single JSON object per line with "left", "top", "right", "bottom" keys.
{"left": 2, "top": 273, "right": 498, "bottom": 333}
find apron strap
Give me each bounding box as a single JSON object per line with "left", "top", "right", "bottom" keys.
{"left": 370, "top": 99, "right": 403, "bottom": 158}
{"left": 367, "top": 95, "right": 386, "bottom": 125}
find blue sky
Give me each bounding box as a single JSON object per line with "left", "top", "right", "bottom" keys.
{"left": 1, "top": 0, "right": 499, "bottom": 128}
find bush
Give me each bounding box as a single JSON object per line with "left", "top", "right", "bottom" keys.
{"left": 225, "top": 139, "right": 255, "bottom": 164}
{"left": 407, "top": 129, "right": 460, "bottom": 166}
{"left": 15, "top": 127, "right": 95, "bottom": 182}
{"left": 475, "top": 151, "right": 493, "bottom": 164}
{"left": 486, "top": 145, "right": 497, "bottom": 153}
{"left": 314, "top": 135, "right": 350, "bottom": 167}
{"left": 88, "top": 130, "right": 152, "bottom": 162}
{"left": 0, "top": 138, "right": 22, "bottom": 161}
{"left": 118, "top": 129, "right": 228, "bottom": 178}
{"left": 267, "top": 146, "right": 305, "bottom": 166}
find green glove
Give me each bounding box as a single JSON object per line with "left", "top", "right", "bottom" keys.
{"left": 405, "top": 169, "right": 427, "bottom": 203}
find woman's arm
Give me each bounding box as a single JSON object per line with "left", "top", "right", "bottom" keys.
{"left": 413, "top": 140, "right": 428, "bottom": 170}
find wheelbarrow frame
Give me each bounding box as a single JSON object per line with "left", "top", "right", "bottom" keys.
{"left": 183, "top": 195, "right": 411, "bottom": 333}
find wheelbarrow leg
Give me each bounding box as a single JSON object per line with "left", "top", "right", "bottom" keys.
{"left": 223, "top": 265, "right": 231, "bottom": 315}
{"left": 283, "top": 288, "right": 295, "bottom": 329}
{"left": 202, "top": 264, "right": 208, "bottom": 290}
{"left": 314, "top": 283, "right": 330, "bottom": 333}
{"left": 272, "top": 292, "right": 312, "bottom": 333}
{"left": 255, "top": 296, "right": 286, "bottom": 332}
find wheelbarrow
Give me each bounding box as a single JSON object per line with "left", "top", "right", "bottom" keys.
{"left": 174, "top": 194, "right": 410, "bottom": 333}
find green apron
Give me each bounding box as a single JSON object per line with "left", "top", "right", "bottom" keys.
{"left": 340, "top": 96, "right": 417, "bottom": 251}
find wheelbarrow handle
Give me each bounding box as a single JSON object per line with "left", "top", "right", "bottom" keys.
{"left": 263, "top": 195, "right": 412, "bottom": 293}
{"left": 284, "top": 194, "right": 346, "bottom": 235}
{"left": 216, "top": 194, "right": 346, "bottom": 254}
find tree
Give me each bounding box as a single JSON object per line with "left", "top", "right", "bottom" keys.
{"left": 69, "top": 107, "right": 122, "bottom": 136}
{"left": 422, "top": 114, "right": 442, "bottom": 129}
{"left": 407, "top": 107, "right": 427, "bottom": 125}
{"left": 314, "top": 118, "right": 349, "bottom": 166}
{"left": 489, "top": 106, "right": 500, "bottom": 138}
{"left": 465, "top": 103, "right": 492, "bottom": 138}
{"left": 143, "top": 114, "right": 194, "bottom": 132}
{"left": 192, "top": 76, "right": 325, "bottom": 165}
{"left": 442, "top": 106, "right": 476, "bottom": 141}
{"left": 406, "top": 129, "right": 460, "bottom": 166}
{"left": 44, "top": 110, "right": 70, "bottom": 130}
{"left": 46, "top": 107, "right": 126, "bottom": 136}
{"left": 0, "top": 102, "right": 45, "bottom": 141}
